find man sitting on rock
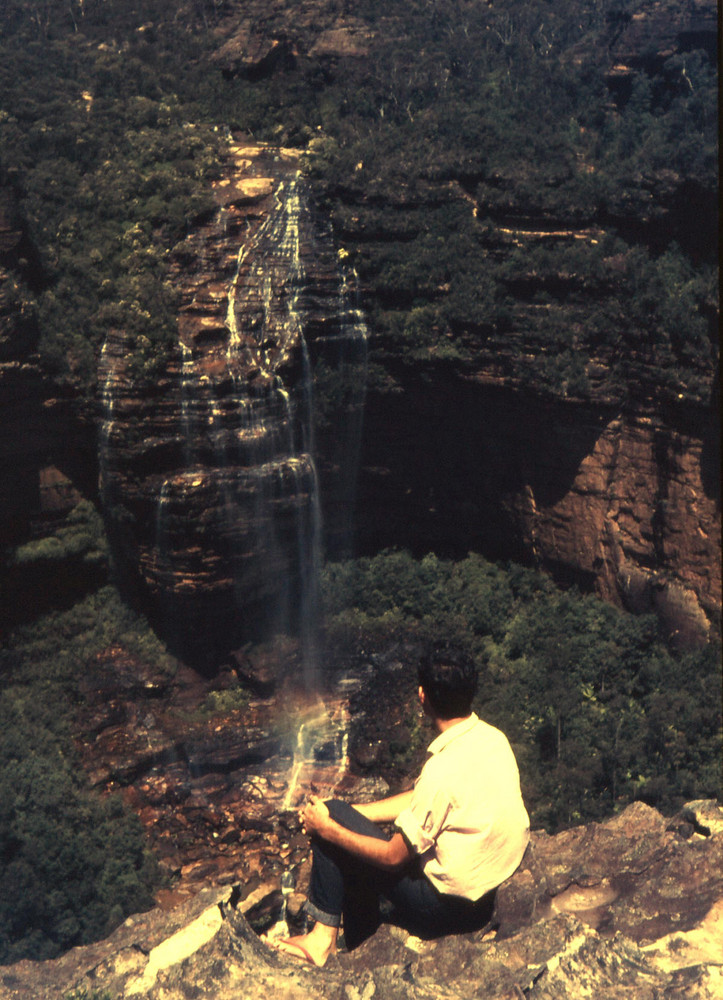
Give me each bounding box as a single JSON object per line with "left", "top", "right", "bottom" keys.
{"left": 265, "top": 643, "right": 530, "bottom": 967}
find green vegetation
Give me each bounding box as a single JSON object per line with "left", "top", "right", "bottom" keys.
{"left": 9, "top": 501, "right": 108, "bottom": 568}
{"left": 194, "top": 685, "right": 250, "bottom": 719}
{"left": 0, "top": 0, "right": 718, "bottom": 966}
{"left": 65, "top": 989, "right": 115, "bottom": 1000}
{"left": 0, "top": 0, "right": 717, "bottom": 401}
{"left": 322, "top": 551, "right": 721, "bottom": 830}
{"left": 0, "top": 587, "right": 173, "bottom": 964}
{"left": 0, "top": 0, "right": 223, "bottom": 384}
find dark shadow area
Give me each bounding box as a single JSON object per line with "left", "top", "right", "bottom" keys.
{"left": 699, "top": 364, "right": 720, "bottom": 505}
{"left": 355, "top": 363, "right": 610, "bottom": 571}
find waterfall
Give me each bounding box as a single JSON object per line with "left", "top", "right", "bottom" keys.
{"left": 98, "top": 338, "right": 118, "bottom": 511}
{"left": 179, "top": 341, "right": 195, "bottom": 464}
{"left": 220, "top": 172, "right": 327, "bottom": 686}
{"left": 281, "top": 697, "right": 351, "bottom": 811}
{"left": 99, "top": 145, "right": 368, "bottom": 675}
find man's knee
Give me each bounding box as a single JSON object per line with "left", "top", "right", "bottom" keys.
{"left": 324, "top": 799, "right": 388, "bottom": 840}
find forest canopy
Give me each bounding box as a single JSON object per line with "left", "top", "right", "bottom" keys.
{"left": 0, "top": 587, "right": 169, "bottom": 964}
{"left": 0, "top": 0, "right": 718, "bottom": 400}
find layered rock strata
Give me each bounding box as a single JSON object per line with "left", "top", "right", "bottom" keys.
{"left": 98, "top": 142, "right": 366, "bottom": 662}
{"left": 358, "top": 380, "right": 720, "bottom": 646}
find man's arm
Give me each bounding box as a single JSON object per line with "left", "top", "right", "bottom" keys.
{"left": 301, "top": 796, "right": 413, "bottom": 871}
{"left": 351, "top": 789, "right": 414, "bottom": 824}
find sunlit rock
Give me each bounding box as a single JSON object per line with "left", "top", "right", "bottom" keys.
{"left": 98, "top": 142, "right": 367, "bottom": 668}
{"left": 4, "top": 800, "right": 721, "bottom": 999}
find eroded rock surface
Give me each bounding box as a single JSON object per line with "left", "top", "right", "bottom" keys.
{"left": 3, "top": 801, "right": 721, "bottom": 1000}
{"left": 99, "top": 141, "right": 366, "bottom": 662}
{"left": 358, "top": 384, "right": 720, "bottom": 647}
{"left": 72, "top": 640, "right": 396, "bottom": 903}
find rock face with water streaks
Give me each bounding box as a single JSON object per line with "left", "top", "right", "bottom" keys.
{"left": 99, "top": 143, "right": 366, "bottom": 663}
{"left": 3, "top": 800, "right": 721, "bottom": 1000}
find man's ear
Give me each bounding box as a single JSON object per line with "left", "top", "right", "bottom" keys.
{"left": 418, "top": 686, "right": 429, "bottom": 714}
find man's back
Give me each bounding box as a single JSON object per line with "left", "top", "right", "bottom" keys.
{"left": 396, "top": 714, "right": 530, "bottom": 899}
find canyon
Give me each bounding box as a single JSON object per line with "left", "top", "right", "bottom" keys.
{"left": 0, "top": 0, "right": 719, "bottom": 657}
{"left": 0, "top": 0, "right": 719, "bottom": 989}
{"left": 1, "top": 132, "right": 719, "bottom": 657}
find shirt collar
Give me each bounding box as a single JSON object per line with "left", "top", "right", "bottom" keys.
{"left": 427, "top": 712, "right": 479, "bottom": 756}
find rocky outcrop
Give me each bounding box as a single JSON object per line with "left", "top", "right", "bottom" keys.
{"left": 209, "top": 1, "right": 373, "bottom": 79}
{"left": 98, "top": 142, "right": 366, "bottom": 663}
{"left": 606, "top": 0, "right": 718, "bottom": 98}
{"left": 3, "top": 800, "right": 721, "bottom": 1000}
{"left": 71, "top": 638, "right": 377, "bottom": 899}
{"left": 357, "top": 380, "right": 720, "bottom": 646}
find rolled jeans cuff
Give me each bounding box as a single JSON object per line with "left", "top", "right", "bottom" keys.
{"left": 304, "top": 898, "right": 341, "bottom": 928}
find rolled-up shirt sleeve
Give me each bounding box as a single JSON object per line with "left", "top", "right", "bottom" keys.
{"left": 394, "top": 760, "right": 452, "bottom": 856}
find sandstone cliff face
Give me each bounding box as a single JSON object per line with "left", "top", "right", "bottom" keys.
{"left": 3, "top": 800, "right": 721, "bottom": 1000}
{"left": 357, "top": 378, "right": 720, "bottom": 646}
{"left": 98, "top": 142, "right": 366, "bottom": 662}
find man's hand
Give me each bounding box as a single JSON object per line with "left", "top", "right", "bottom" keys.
{"left": 298, "top": 795, "right": 413, "bottom": 871}
{"left": 299, "top": 795, "right": 333, "bottom": 837}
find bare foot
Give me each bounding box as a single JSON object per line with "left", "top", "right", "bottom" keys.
{"left": 263, "top": 923, "right": 338, "bottom": 968}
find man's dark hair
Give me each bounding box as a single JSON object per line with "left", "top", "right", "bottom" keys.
{"left": 418, "top": 642, "right": 478, "bottom": 719}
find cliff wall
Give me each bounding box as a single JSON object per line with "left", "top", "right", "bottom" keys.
{"left": 96, "top": 142, "right": 366, "bottom": 662}
{"left": 210, "top": 0, "right": 721, "bottom": 645}
{"left": 356, "top": 370, "right": 720, "bottom": 646}
{"left": 0, "top": 0, "right": 718, "bottom": 653}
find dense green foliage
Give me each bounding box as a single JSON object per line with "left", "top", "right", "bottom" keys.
{"left": 0, "top": 587, "right": 172, "bottom": 964}
{"left": 322, "top": 551, "right": 721, "bottom": 830}
{"left": 0, "top": 0, "right": 717, "bottom": 399}
{"left": 9, "top": 500, "right": 107, "bottom": 569}
{"left": 0, "top": 0, "right": 223, "bottom": 381}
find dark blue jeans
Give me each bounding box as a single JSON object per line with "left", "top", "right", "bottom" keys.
{"left": 305, "top": 800, "right": 496, "bottom": 949}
